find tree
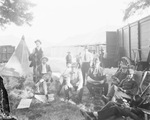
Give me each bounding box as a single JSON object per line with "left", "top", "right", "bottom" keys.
{"left": 0, "top": 0, "right": 36, "bottom": 28}
{"left": 123, "top": 0, "right": 150, "bottom": 21}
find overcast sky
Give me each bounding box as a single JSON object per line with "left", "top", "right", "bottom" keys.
{"left": 0, "top": 0, "right": 149, "bottom": 50}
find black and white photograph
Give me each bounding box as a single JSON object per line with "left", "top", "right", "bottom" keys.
{"left": 0, "top": 0, "right": 150, "bottom": 120}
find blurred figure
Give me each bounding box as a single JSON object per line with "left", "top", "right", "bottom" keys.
{"left": 99, "top": 48, "right": 104, "bottom": 67}
{"left": 80, "top": 101, "right": 143, "bottom": 120}
{"left": 0, "top": 76, "right": 17, "bottom": 119}
{"left": 36, "top": 56, "right": 52, "bottom": 98}
{"left": 111, "top": 59, "right": 130, "bottom": 86}
{"left": 76, "top": 52, "right": 82, "bottom": 69}
{"left": 86, "top": 58, "right": 108, "bottom": 97}
{"left": 57, "top": 63, "right": 72, "bottom": 96}
{"left": 102, "top": 69, "right": 138, "bottom": 104}
{"left": 29, "top": 40, "right": 43, "bottom": 81}
{"left": 81, "top": 47, "right": 93, "bottom": 85}
{"left": 66, "top": 52, "right": 72, "bottom": 66}
{"left": 0, "top": 76, "right": 10, "bottom": 117}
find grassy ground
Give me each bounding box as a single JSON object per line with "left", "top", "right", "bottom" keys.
{"left": 10, "top": 87, "right": 104, "bottom": 120}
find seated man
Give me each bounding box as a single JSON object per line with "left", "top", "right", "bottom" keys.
{"left": 63, "top": 63, "right": 83, "bottom": 104}
{"left": 102, "top": 69, "right": 138, "bottom": 104}
{"left": 86, "top": 58, "right": 108, "bottom": 96}
{"left": 36, "top": 56, "right": 52, "bottom": 97}
{"left": 57, "top": 63, "right": 72, "bottom": 96}
{"left": 80, "top": 101, "right": 144, "bottom": 120}
{"left": 111, "top": 61, "right": 130, "bottom": 86}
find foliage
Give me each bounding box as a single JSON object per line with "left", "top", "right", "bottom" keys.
{"left": 0, "top": 0, "right": 36, "bottom": 28}
{"left": 123, "top": 0, "right": 150, "bottom": 21}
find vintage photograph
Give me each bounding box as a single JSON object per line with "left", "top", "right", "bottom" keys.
{"left": 0, "top": 0, "right": 150, "bottom": 120}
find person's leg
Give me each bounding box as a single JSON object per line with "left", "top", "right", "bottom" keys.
{"left": 1, "top": 88, "right": 10, "bottom": 116}
{"left": 76, "top": 88, "right": 83, "bottom": 104}
{"left": 98, "top": 102, "right": 141, "bottom": 120}
{"left": 86, "top": 82, "right": 95, "bottom": 96}
{"left": 57, "top": 80, "right": 65, "bottom": 96}
{"left": 36, "top": 82, "right": 40, "bottom": 93}
{"left": 80, "top": 102, "right": 120, "bottom": 120}
{"left": 81, "top": 62, "right": 90, "bottom": 86}
{"left": 103, "top": 82, "right": 109, "bottom": 96}
{"left": 97, "top": 101, "right": 119, "bottom": 119}
{"left": 95, "top": 82, "right": 109, "bottom": 96}
{"left": 102, "top": 85, "right": 116, "bottom": 103}
{"left": 43, "top": 81, "right": 48, "bottom": 95}
{"left": 114, "top": 106, "right": 142, "bottom": 120}
{"left": 64, "top": 87, "right": 70, "bottom": 100}
{"left": 81, "top": 63, "right": 86, "bottom": 86}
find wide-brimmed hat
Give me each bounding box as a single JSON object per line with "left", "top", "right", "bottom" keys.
{"left": 35, "top": 39, "right": 42, "bottom": 44}
{"left": 41, "top": 56, "right": 48, "bottom": 61}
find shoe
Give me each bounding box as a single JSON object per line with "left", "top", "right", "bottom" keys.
{"left": 101, "top": 95, "right": 110, "bottom": 104}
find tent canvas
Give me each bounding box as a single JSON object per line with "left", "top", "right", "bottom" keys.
{"left": 1, "top": 37, "right": 32, "bottom": 77}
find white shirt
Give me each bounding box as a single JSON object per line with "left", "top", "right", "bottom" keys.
{"left": 81, "top": 51, "right": 93, "bottom": 62}
{"left": 42, "top": 64, "right": 47, "bottom": 74}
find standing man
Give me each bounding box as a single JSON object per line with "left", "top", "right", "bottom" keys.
{"left": 66, "top": 52, "right": 72, "bottom": 66}
{"left": 29, "top": 40, "right": 43, "bottom": 81}
{"left": 36, "top": 56, "right": 52, "bottom": 98}
{"left": 81, "top": 47, "right": 93, "bottom": 85}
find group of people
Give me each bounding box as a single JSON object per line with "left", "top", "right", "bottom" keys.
{"left": 81, "top": 57, "right": 150, "bottom": 120}
{"left": 0, "top": 40, "right": 52, "bottom": 119}
{"left": 29, "top": 40, "right": 52, "bottom": 99}
{"left": 58, "top": 47, "right": 108, "bottom": 105}
{"left": 1, "top": 39, "right": 150, "bottom": 120}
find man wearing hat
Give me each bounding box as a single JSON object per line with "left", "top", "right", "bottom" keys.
{"left": 29, "top": 40, "right": 43, "bottom": 79}
{"left": 66, "top": 51, "right": 72, "bottom": 66}
{"left": 36, "top": 56, "right": 52, "bottom": 97}
{"left": 62, "top": 63, "right": 83, "bottom": 104}
{"left": 102, "top": 68, "right": 138, "bottom": 104}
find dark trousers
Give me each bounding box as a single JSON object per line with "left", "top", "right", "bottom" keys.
{"left": 86, "top": 81, "right": 108, "bottom": 96}
{"left": 0, "top": 88, "right": 10, "bottom": 116}
{"left": 57, "top": 80, "right": 66, "bottom": 96}
{"left": 97, "top": 102, "right": 142, "bottom": 120}
{"left": 64, "top": 86, "right": 83, "bottom": 104}
{"left": 81, "top": 62, "right": 90, "bottom": 85}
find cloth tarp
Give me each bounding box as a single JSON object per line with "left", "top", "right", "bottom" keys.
{"left": 1, "top": 37, "right": 32, "bottom": 77}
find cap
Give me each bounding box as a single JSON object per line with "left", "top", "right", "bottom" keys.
{"left": 41, "top": 56, "right": 48, "bottom": 61}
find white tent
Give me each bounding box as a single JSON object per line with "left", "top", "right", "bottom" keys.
{"left": 1, "top": 36, "right": 32, "bottom": 77}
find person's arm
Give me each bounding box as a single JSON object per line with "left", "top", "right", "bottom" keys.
{"left": 126, "top": 80, "right": 138, "bottom": 95}
{"left": 89, "top": 53, "right": 93, "bottom": 67}
{"left": 77, "top": 70, "right": 83, "bottom": 91}
{"left": 118, "top": 78, "right": 126, "bottom": 87}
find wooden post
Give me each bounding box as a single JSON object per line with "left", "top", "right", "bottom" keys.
{"left": 129, "top": 25, "right": 131, "bottom": 59}
{"left": 138, "top": 21, "right": 141, "bottom": 61}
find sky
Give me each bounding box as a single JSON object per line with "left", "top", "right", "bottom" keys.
{"left": 0, "top": 0, "right": 149, "bottom": 51}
